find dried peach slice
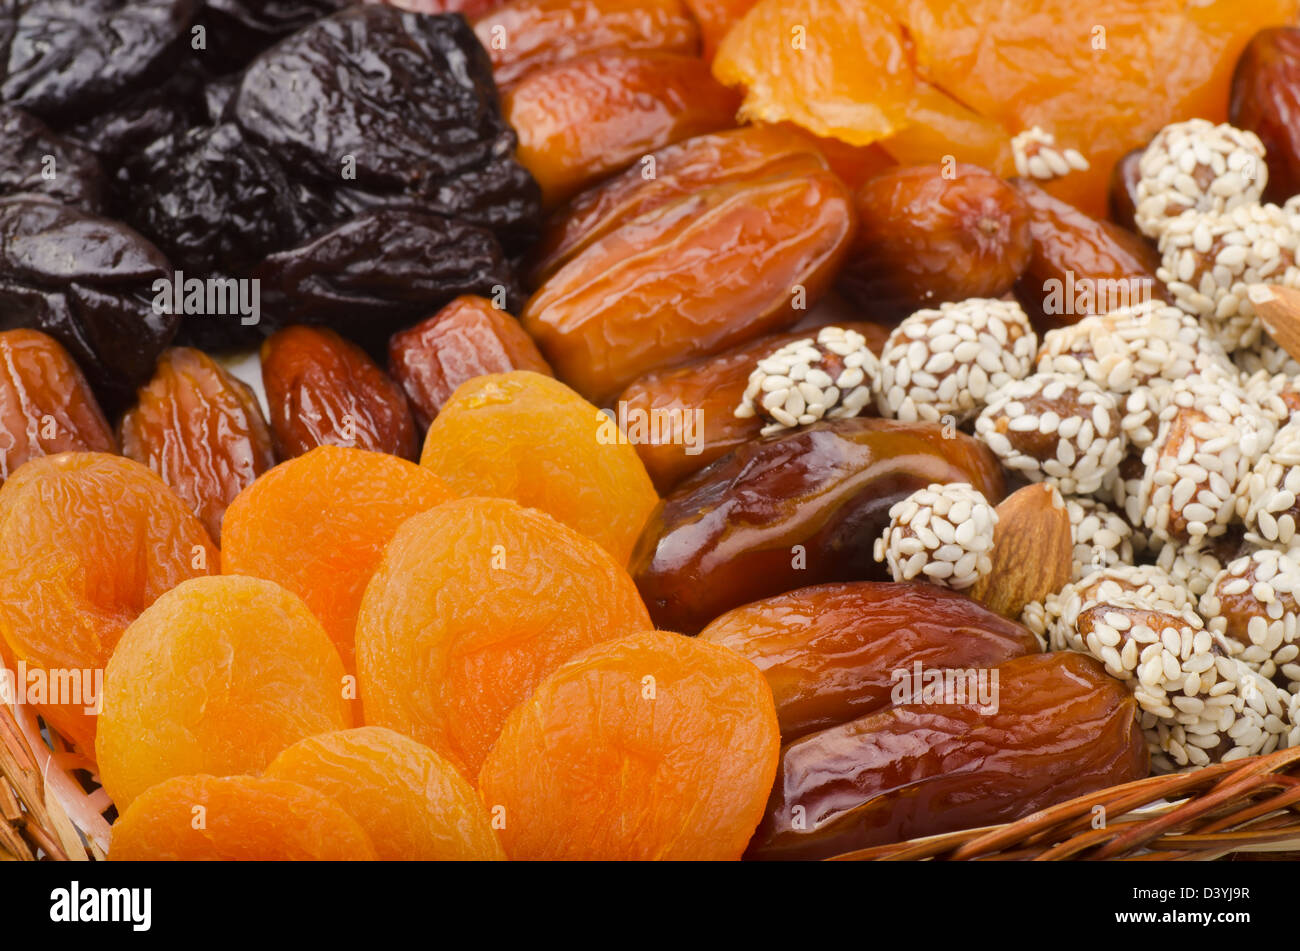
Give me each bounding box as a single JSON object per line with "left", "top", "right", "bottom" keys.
{"left": 95, "top": 575, "right": 352, "bottom": 812}
{"left": 221, "top": 445, "right": 454, "bottom": 678}
{"left": 355, "top": 497, "right": 651, "bottom": 778}
{"left": 265, "top": 727, "right": 505, "bottom": 861}
{"left": 0, "top": 453, "right": 216, "bottom": 754}
{"left": 419, "top": 372, "right": 657, "bottom": 566}
{"left": 109, "top": 775, "right": 377, "bottom": 861}
{"left": 477, "top": 629, "right": 780, "bottom": 860}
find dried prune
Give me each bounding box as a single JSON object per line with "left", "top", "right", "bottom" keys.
{"left": 0, "top": 105, "right": 105, "bottom": 211}
{"left": 1011, "top": 178, "right": 1164, "bottom": 333}
{"left": 206, "top": 0, "right": 348, "bottom": 37}
{"left": 255, "top": 210, "right": 519, "bottom": 347}
{"left": 630, "top": 418, "right": 1004, "bottom": 634}
{"left": 1231, "top": 27, "right": 1300, "bottom": 204}
{"left": 505, "top": 51, "right": 741, "bottom": 208}
{"left": 523, "top": 169, "right": 855, "bottom": 404}
{"left": 699, "top": 582, "right": 1039, "bottom": 742}
{"left": 231, "top": 5, "right": 539, "bottom": 250}
{"left": 0, "top": 0, "right": 199, "bottom": 121}
{"left": 837, "top": 163, "right": 1032, "bottom": 322}
{"left": 261, "top": 324, "right": 418, "bottom": 460}
{"left": 0, "top": 197, "right": 176, "bottom": 407}
{"left": 747, "top": 653, "right": 1147, "bottom": 860}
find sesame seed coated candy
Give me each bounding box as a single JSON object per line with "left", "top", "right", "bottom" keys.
{"left": 873, "top": 482, "right": 997, "bottom": 591}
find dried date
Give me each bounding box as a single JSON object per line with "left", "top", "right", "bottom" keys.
{"left": 1231, "top": 27, "right": 1300, "bottom": 204}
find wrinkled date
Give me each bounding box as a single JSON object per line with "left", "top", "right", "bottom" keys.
{"left": 261, "top": 324, "right": 418, "bottom": 460}
{"left": 1231, "top": 27, "right": 1300, "bottom": 204}
{"left": 630, "top": 417, "right": 1004, "bottom": 634}
{"left": 747, "top": 652, "right": 1147, "bottom": 860}
{"left": 524, "top": 168, "right": 856, "bottom": 404}
{"left": 0, "top": 105, "right": 105, "bottom": 212}
{"left": 614, "top": 320, "right": 888, "bottom": 492}
{"left": 699, "top": 581, "right": 1040, "bottom": 741}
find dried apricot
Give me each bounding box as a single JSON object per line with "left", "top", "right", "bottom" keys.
{"left": 387, "top": 296, "right": 553, "bottom": 428}
{"left": 355, "top": 497, "right": 651, "bottom": 777}
{"left": 96, "top": 575, "right": 352, "bottom": 811}
{"left": 221, "top": 445, "right": 454, "bottom": 677}
{"left": 261, "top": 325, "right": 418, "bottom": 461}
{"left": 477, "top": 629, "right": 779, "bottom": 860}
{"left": 504, "top": 51, "right": 741, "bottom": 208}
{"left": 265, "top": 727, "right": 505, "bottom": 861}
{"left": 683, "top": 0, "right": 758, "bottom": 60}
{"left": 109, "top": 775, "right": 377, "bottom": 861}
{"left": 0, "top": 453, "right": 216, "bottom": 753}
{"left": 119, "top": 347, "right": 275, "bottom": 540}
{"left": 419, "top": 371, "right": 657, "bottom": 565}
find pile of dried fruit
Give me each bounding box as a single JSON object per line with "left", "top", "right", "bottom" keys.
{"left": 6, "top": 0, "right": 1300, "bottom": 862}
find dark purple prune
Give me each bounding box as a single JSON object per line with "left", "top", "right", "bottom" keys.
{"left": 0, "top": 104, "right": 105, "bottom": 211}
{"left": 255, "top": 209, "right": 520, "bottom": 347}
{"left": 0, "top": 0, "right": 199, "bottom": 121}
{"left": 231, "top": 5, "right": 540, "bottom": 252}
{"left": 208, "top": 0, "right": 348, "bottom": 36}
{"left": 63, "top": 62, "right": 209, "bottom": 168}
{"left": 0, "top": 198, "right": 176, "bottom": 406}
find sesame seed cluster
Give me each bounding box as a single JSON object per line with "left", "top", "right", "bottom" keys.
{"left": 873, "top": 482, "right": 998, "bottom": 591}
{"left": 1011, "top": 126, "right": 1090, "bottom": 182}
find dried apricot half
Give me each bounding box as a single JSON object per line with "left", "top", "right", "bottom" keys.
{"left": 96, "top": 575, "right": 352, "bottom": 811}
{"left": 478, "top": 629, "right": 780, "bottom": 860}
{"left": 419, "top": 372, "right": 658, "bottom": 566}
{"left": 0, "top": 453, "right": 216, "bottom": 754}
{"left": 356, "top": 496, "right": 651, "bottom": 778}
{"left": 265, "top": 727, "right": 505, "bottom": 861}
{"left": 221, "top": 445, "right": 454, "bottom": 679}
{"left": 109, "top": 775, "right": 377, "bottom": 861}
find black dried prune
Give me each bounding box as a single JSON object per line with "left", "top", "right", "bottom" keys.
{"left": 0, "top": 0, "right": 199, "bottom": 121}
{"left": 232, "top": 5, "right": 540, "bottom": 250}
{"left": 0, "top": 104, "right": 105, "bottom": 211}
{"left": 208, "top": 0, "right": 348, "bottom": 36}
{"left": 255, "top": 209, "right": 520, "bottom": 347}
{"left": 0, "top": 198, "right": 175, "bottom": 406}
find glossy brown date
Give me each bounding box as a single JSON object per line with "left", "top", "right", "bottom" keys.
{"left": 699, "top": 581, "right": 1040, "bottom": 742}
{"left": 629, "top": 417, "right": 1005, "bottom": 634}
{"left": 1231, "top": 27, "right": 1300, "bottom": 204}
{"left": 747, "top": 652, "right": 1148, "bottom": 860}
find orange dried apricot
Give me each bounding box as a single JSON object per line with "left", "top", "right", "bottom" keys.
{"left": 265, "top": 727, "right": 505, "bottom": 861}
{"left": 683, "top": 0, "right": 759, "bottom": 61}
{"left": 0, "top": 453, "right": 216, "bottom": 754}
{"left": 419, "top": 371, "right": 658, "bottom": 565}
{"left": 109, "top": 775, "right": 377, "bottom": 861}
{"left": 221, "top": 445, "right": 454, "bottom": 678}
{"left": 355, "top": 496, "right": 651, "bottom": 778}
{"left": 96, "top": 575, "right": 352, "bottom": 811}
{"left": 477, "top": 629, "right": 780, "bottom": 860}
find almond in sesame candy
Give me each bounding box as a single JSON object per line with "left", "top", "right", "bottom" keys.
{"left": 1200, "top": 549, "right": 1300, "bottom": 693}
{"left": 872, "top": 482, "right": 997, "bottom": 591}
{"left": 1154, "top": 528, "right": 1250, "bottom": 599}
{"left": 875, "top": 298, "right": 1036, "bottom": 424}
{"left": 1011, "top": 126, "right": 1089, "bottom": 183}
{"left": 974, "top": 372, "right": 1124, "bottom": 495}
{"left": 1134, "top": 119, "right": 1267, "bottom": 240}
{"left": 1102, "top": 450, "right": 1155, "bottom": 556}
{"left": 1065, "top": 496, "right": 1134, "bottom": 581}
{"left": 1242, "top": 417, "right": 1300, "bottom": 546}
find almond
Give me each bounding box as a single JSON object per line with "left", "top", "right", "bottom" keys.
{"left": 969, "top": 483, "right": 1072, "bottom": 619}
{"left": 1249, "top": 282, "right": 1300, "bottom": 363}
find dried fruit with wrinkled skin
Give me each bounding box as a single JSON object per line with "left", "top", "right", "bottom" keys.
{"left": 0, "top": 453, "right": 215, "bottom": 753}
{"left": 419, "top": 372, "right": 658, "bottom": 564}
{"left": 96, "top": 575, "right": 352, "bottom": 811}
{"left": 1011, "top": 178, "right": 1164, "bottom": 333}
{"left": 478, "top": 629, "right": 779, "bottom": 860}
{"left": 356, "top": 497, "right": 651, "bottom": 777}
{"left": 0, "top": 197, "right": 177, "bottom": 409}
{"left": 874, "top": 79, "right": 1013, "bottom": 175}
{"left": 1108, "top": 147, "right": 1145, "bottom": 234}
{"left": 265, "top": 727, "right": 505, "bottom": 861}
{"left": 0, "top": 329, "right": 115, "bottom": 483}
{"left": 699, "top": 582, "right": 1039, "bottom": 741}
{"left": 837, "top": 163, "right": 1031, "bottom": 321}
{"left": 524, "top": 169, "right": 856, "bottom": 403}
{"left": 109, "top": 775, "right": 376, "bottom": 861}
{"left": 748, "top": 652, "right": 1147, "bottom": 859}
{"left": 615, "top": 321, "right": 889, "bottom": 492}
{"left": 1231, "top": 27, "right": 1300, "bottom": 204}
{"left": 528, "top": 124, "right": 827, "bottom": 287}
{"left": 221, "top": 445, "right": 453, "bottom": 678}
{"left": 261, "top": 325, "right": 418, "bottom": 461}
{"left": 119, "top": 347, "right": 275, "bottom": 541}
{"left": 474, "top": 0, "right": 699, "bottom": 89}
{"left": 683, "top": 0, "right": 757, "bottom": 60}
{"left": 388, "top": 296, "right": 552, "bottom": 428}
{"left": 0, "top": 104, "right": 105, "bottom": 211}
{"left": 631, "top": 417, "right": 1005, "bottom": 634}
{"left": 505, "top": 51, "right": 741, "bottom": 209}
